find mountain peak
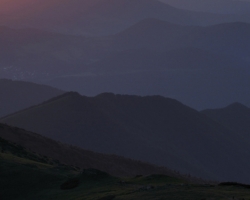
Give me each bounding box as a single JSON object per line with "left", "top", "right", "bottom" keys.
{"left": 64, "top": 91, "right": 81, "bottom": 97}
{"left": 42, "top": 91, "right": 82, "bottom": 104}
{"left": 225, "top": 102, "right": 249, "bottom": 111}
{"left": 202, "top": 102, "right": 249, "bottom": 114}
{"left": 95, "top": 92, "right": 116, "bottom": 98}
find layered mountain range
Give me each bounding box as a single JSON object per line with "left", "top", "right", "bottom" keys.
{"left": 202, "top": 102, "right": 250, "bottom": 141}
{"left": 1, "top": 0, "right": 250, "bottom": 188}
{"left": 0, "top": 0, "right": 246, "bottom": 36}
{"left": 1, "top": 19, "right": 250, "bottom": 109}
{"left": 0, "top": 122, "right": 177, "bottom": 177}
{"left": 2, "top": 91, "right": 250, "bottom": 183}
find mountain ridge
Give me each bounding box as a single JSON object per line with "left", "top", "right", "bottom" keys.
{"left": 0, "top": 122, "right": 182, "bottom": 178}
{"left": 201, "top": 102, "right": 250, "bottom": 141}
{"left": 2, "top": 92, "right": 250, "bottom": 183}
{"left": 2, "top": 19, "right": 250, "bottom": 109}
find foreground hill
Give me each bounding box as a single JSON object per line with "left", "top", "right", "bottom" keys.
{"left": 201, "top": 103, "right": 250, "bottom": 141}
{"left": 0, "top": 123, "right": 177, "bottom": 178}
{"left": 0, "top": 79, "right": 64, "bottom": 117}
{"left": 2, "top": 92, "right": 250, "bottom": 183}
{"left": 3, "top": 134, "right": 250, "bottom": 200}
{"left": 0, "top": 136, "right": 74, "bottom": 200}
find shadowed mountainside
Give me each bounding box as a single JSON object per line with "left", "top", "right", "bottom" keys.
{"left": 0, "top": 123, "right": 181, "bottom": 178}
{"left": 201, "top": 103, "right": 250, "bottom": 140}
{"left": 1, "top": 92, "right": 250, "bottom": 183}
{"left": 0, "top": 79, "right": 64, "bottom": 117}
{"left": 3, "top": 128, "right": 250, "bottom": 200}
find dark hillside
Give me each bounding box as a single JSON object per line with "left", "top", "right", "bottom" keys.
{"left": 2, "top": 132, "right": 250, "bottom": 200}
{"left": 2, "top": 93, "right": 250, "bottom": 183}
{"left": 202, "top": 103, "right": 250, "bottom": 140}
{"left": 0, "top": 123, "right": 179, "bottom": 178}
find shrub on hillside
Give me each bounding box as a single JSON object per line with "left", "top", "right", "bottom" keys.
{"left": 60, "top": 178, "right": 80, "bottom": 190}
{"left": 218, "top": 182, "right": 250, "bottom": 188}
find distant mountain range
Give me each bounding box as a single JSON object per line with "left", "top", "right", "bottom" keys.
{"left": 1, "top": 19, "right": 250, "bottom": 109}
{"left": 160, "top": 0, "right": 250, "bottom": 14}
{"left": 48, "top": 20, "right": 250, "bottom": 109}
{"left": 2, "top": 92, "right": 250, "bottom": 183}
{"left": 2, "top": 0, "right": 250, "bottom": 195}
{"left": 0, "top": 26, "right": 94, "bottom": 80}
{"left": 0, "top": 79, "right": 63, "bottom": 117}
{"left": 1, "top": 0, "right": 250, "bottom": 36}
{"left": 202, "top": 102, "right": 250, "bottom": 141}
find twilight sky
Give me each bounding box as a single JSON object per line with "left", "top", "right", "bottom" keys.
{"left": 1, "top": 0, "right": 250, "bottom": 13}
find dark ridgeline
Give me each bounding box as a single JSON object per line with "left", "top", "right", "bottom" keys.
{"left": 0, "top": 122, "right": 181, "bottom": 178}
{"left": 1, "top": 92, "right": 250, "bottom": 183}
{"left": 202, "top": 103, "right": 250, "bottom": 140}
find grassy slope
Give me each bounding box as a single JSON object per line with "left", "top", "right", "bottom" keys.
{"left": 28, "top": 175, "right": 250, "bottom": 200}
{"left": 0, "top": 123, "right": 181, "bottom": 178}
{"left": 1, "top": 137, "right": 250, "bottom": 200}
{"left": 0, "top": 137, "right": 76, "bottom": 200}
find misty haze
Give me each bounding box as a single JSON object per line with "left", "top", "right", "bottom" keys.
{"left": 1, "top": 0, "right": 250, "bottom": 199}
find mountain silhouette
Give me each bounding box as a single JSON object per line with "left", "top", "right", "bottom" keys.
{"left": 202, "top": 103, "right": 250, "bottom": 140}
{"left": 2, "top": 92, "right": 250, "bottom": 183}
{"left": 0, "top": 122, "right": 179, "bottom": 178}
